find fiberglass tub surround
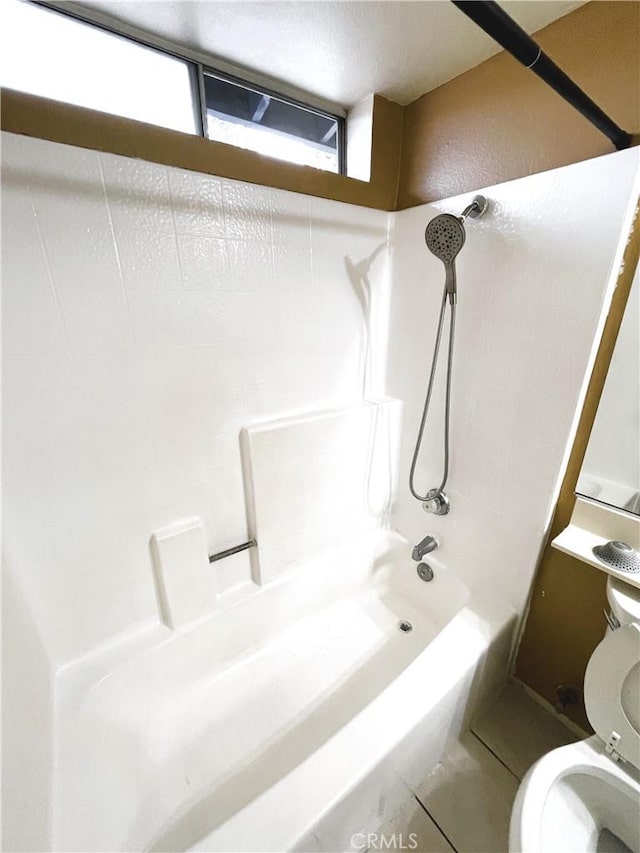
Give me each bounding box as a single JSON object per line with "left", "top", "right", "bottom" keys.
{"left": 387, "top": 147, "right": 640, "bottom": 611}
{"left": 2, "top": 130, "right": 639, "bottom": 851}
{"left": 54, "top": 402, "right": 514, "bottom": 851}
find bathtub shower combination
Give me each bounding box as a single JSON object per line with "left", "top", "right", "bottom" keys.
{"left": 3, "top": 129, "right": 639, "bottom": 852}
{"left": 54, "top": 402, "right": 517, "bottom": 852}
{"left": 57, "top": 197, "right": 508, "bottom": 852}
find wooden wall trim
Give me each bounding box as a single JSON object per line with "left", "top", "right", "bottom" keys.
{"left": 515, "top": 201, "right": 640, "bottom": 729}
{"left": 0, "top": 88, "right": 403, "bottom": 211}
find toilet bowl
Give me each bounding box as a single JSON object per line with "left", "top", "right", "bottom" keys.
{"left": 510, "top": 736, "right": 640, "bottom": 852}
{"left": 510, "top": 577, "right": 640, "bottom": 853}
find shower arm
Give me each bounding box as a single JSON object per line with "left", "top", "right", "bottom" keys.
{"left": 460, "top": 199, "right": 483, "bottom": 220}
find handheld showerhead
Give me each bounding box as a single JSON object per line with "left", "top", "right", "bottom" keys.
{"left": 411, "top": 194, "right": 490, "bottom": 513}
{"left": 424, "top": 213, "right": 465, "bottom": 303}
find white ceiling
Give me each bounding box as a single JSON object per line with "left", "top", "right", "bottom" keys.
{"left": 67, "top": 0, "right": 585, "bottom": 108}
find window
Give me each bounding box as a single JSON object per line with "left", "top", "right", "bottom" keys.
{"left": 203, "top": 72, "right": 343, "bottom": 174}
{"left": 0, "top": 1, "right": 345, "bottom": 174}
{"left": 0, "top": 0, "right": 198, "bottom": 135}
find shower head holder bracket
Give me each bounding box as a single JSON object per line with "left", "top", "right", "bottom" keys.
{"left": 422, "top": 489, "right": 451, "bottom": 515}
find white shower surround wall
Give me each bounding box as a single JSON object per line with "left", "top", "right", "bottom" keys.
{"left": 2, "top": 131, "right": 392, "bottom": 852}
{"left": 2, "top": 131, "right": 391, "bottom": 666}
{"left": 2, "top": 130, "right": 639, "bottom": 852}
{"left": 387, "top": 150, "right": 640, "bottom": 610}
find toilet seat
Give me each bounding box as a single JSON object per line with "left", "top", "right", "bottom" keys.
{"left": 584, "top": 621, "right": 640, "bottom": 770}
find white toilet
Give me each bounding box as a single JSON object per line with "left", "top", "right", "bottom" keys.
{"left": 510, "top": 575, "right": 640, "bottom": 853}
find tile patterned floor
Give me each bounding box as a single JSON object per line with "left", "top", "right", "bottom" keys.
{"left": 377, "top": 793, "right": 456, "bottom": 853}
{"left": 472, "top": 680, "right": 578, "bottom": 781}
{"left": 413, "top": 731, "right": 520, "bottom": 853}
{"left": 375, "top": 679, "right": 579, "bottom": 853}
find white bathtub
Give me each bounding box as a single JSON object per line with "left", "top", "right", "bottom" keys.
{"left": 54, "top": 531, "right": 516, "bottom": 852}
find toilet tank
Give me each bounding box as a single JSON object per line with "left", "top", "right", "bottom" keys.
{"left": 606, "top": 576, "right": 640, "bottom": 628}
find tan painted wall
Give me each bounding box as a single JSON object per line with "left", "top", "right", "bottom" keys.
{"left": 1, "top": 89, "right": 404, "bottom": 211}
{"left": 5, "top": 2, "right": 636, "bottom": 214}
{"left": 398, "top": 1, "right": 640, "bottom": 207}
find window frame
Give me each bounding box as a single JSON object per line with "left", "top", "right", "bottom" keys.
{"left": 201, "top": 67, "right": 346, "bottom": 175}
{"left": 24, "top": 1, "right": 347, "bottom": 175}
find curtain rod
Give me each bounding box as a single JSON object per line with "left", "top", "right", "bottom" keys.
{"left": 451, "top": 0, "right": 632, "bottom": 151}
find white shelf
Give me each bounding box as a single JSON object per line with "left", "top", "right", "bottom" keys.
{"left": 551, "top": 497, "right": 640, "bottom": 591}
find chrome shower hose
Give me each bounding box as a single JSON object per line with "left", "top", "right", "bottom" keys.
{"left": 409, "top": 286, "right": 456, "bottom": 502}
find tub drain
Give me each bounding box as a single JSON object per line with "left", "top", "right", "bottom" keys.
{"left": 398, "top": 620, "right": 413, "bottom": 634}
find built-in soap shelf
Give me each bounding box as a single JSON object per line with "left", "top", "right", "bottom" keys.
{"left": 551, "top": 496, "right": 640, "bottom": 590}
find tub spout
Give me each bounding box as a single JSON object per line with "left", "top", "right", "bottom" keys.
{"left": 412, "top": 535, "right": 438, "bottom": 562}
